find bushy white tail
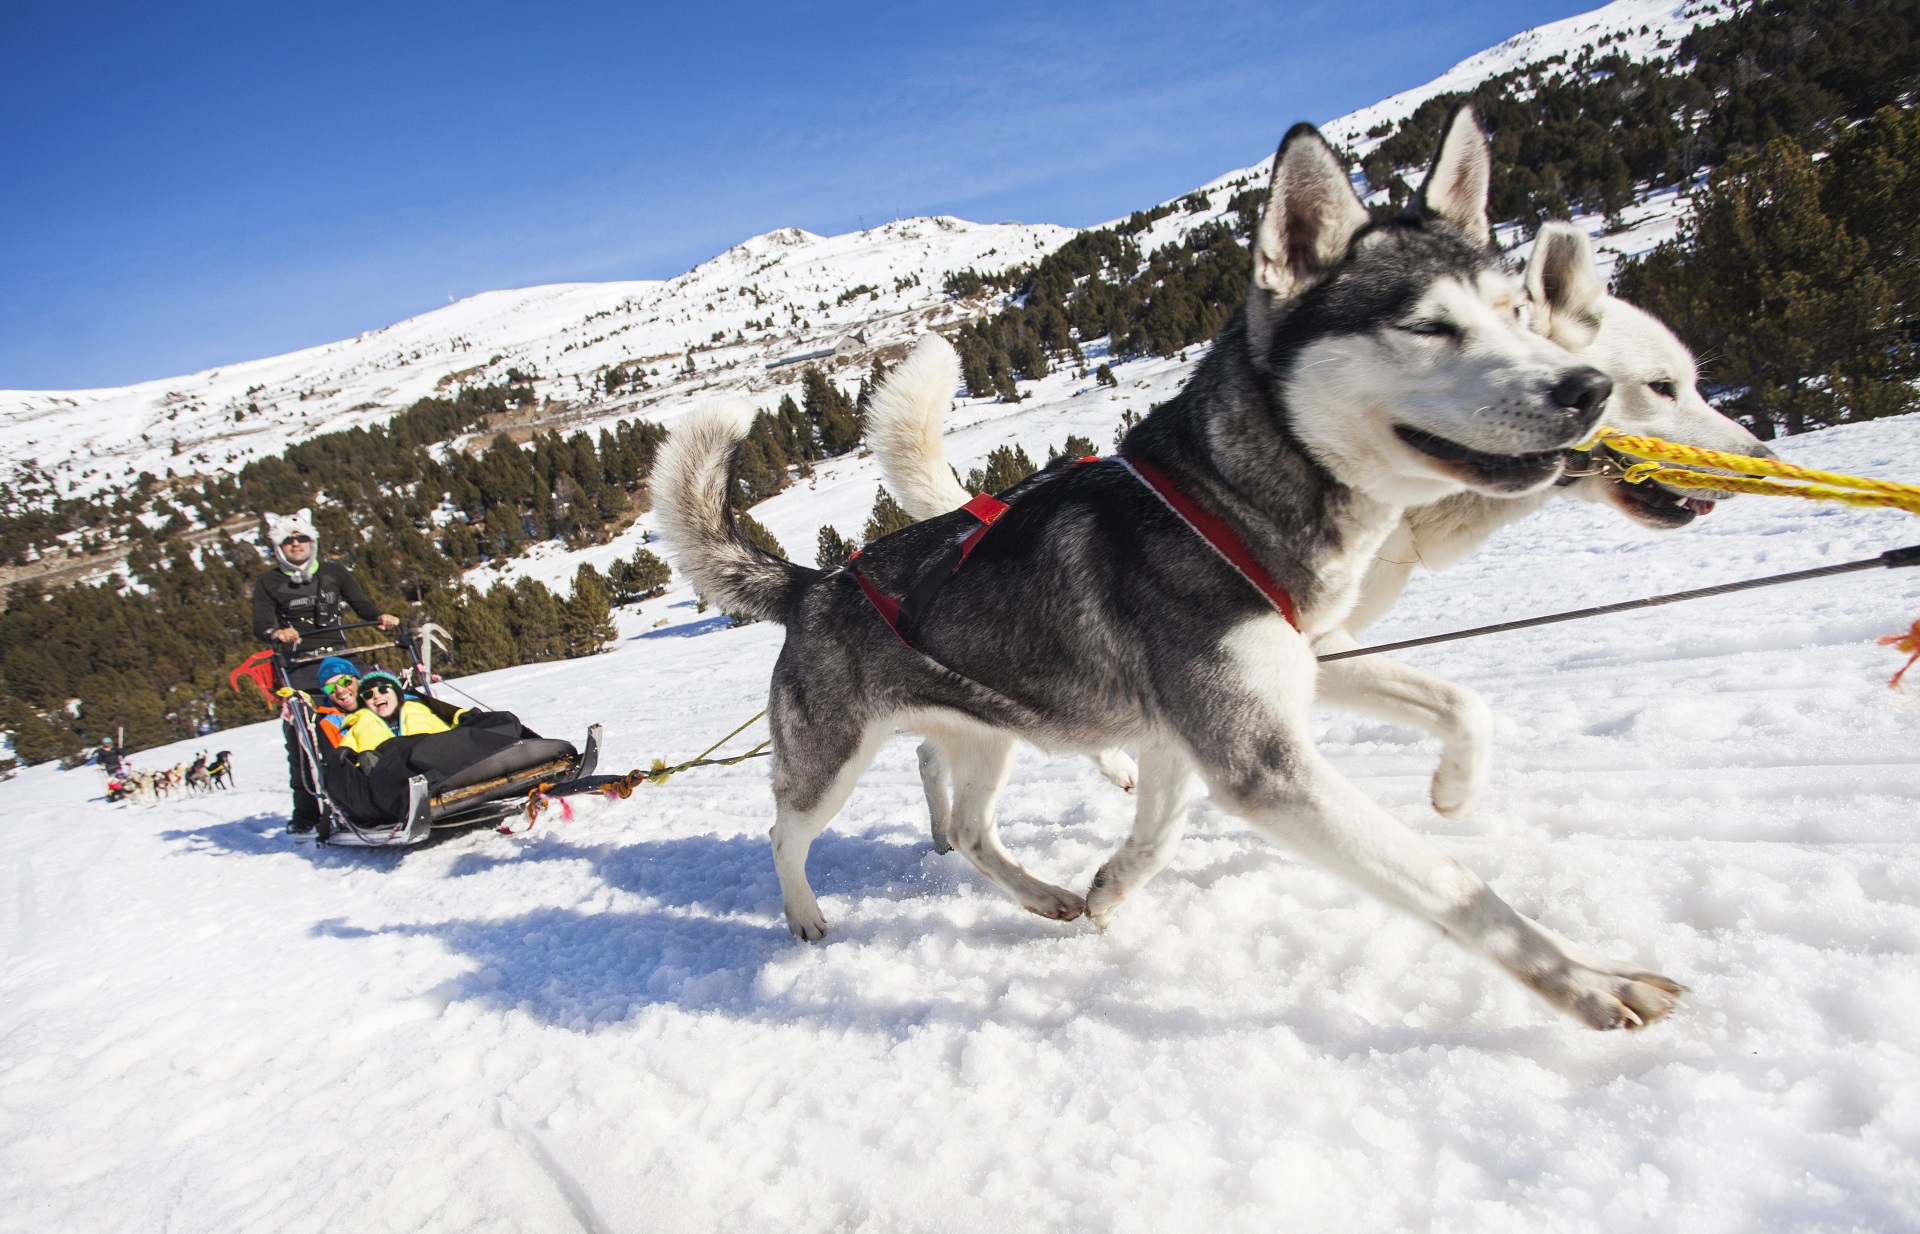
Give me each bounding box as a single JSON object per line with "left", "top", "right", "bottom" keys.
{"left": 652, "top": 399, "right": 812, "bottom": 623}
{"left": 866, "top": 335, "right": 972, "bottom": 521}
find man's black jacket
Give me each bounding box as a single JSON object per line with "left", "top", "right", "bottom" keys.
{"left": 252, "top": 561, "right": 383, "bottom": 664}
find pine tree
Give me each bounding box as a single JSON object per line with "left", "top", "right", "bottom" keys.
{"left": 561, "top": 564, "right": 617, "bottom": 656}
{"left": 855, "top": 357, "right": 893, "bottom": 418}
{"left": 1824, "top": 105, "right": 1920, "bottom": 380}
{"left": 1049, "top": 434, "right": 1099, "bottom": 461}
{"left": 440, "top": 586, "right": 520, "bottom": 674}
{"left": 607, "top": 546, "right": 671, "bottom": 602}
{"left": 3, "top": 699, "right": 79, "bottom": 765}
{"left": 735, "top": 510, "right": 787, "bottom": 560}
{"left": 803, "top": 367, "right": 862, "bottom": 456}
{"left": 965, "top": 444, "right": 1037, "bottom": 495}
{"left": 507, "top": 577, "right": 568, "bottom": 662}
{"left": 816, "top": 525, "right": 855, "bottom": 569}
{"left": 862, "top": 487, "right": 915, "bottom": 543}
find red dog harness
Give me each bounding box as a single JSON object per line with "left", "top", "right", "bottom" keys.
{"left": 852, "top": 490, "right": 1015, "bottom": 642}
{"left": 1114, "top": 456, "right": 1300, "bottom": 629}
{"left": 851, "top": 455, "right": 1300, "bottom": 648}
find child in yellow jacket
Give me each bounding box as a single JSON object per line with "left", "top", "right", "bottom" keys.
{"left": 333, "top": 670, "right": 471, "bottom": 754}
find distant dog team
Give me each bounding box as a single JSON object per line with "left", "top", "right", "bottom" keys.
{"left": 108, "top": 750, "right": 234, "bottom": 803}
{"left": 659, "top": 106, "right": 1705, "bottom": 1030}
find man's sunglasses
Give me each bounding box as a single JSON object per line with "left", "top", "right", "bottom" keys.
{"left": 279, "top": 534, "right": 313, "bottom": 546}
{"left": 322, "top": 676, "right": 357, "bottom": 695}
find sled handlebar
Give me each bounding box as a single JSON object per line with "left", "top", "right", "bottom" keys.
{"left": 283, "top": 638, "right": 414, "bottom": 667}
{"left": 287, "top": 620, "right": 385, "bottom": 641}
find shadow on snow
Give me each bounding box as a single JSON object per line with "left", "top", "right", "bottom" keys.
{"left": 634, "top": 615, "right": 735, "bottom": 640}
{"left": 308, "top": 829, "right": 967, "bottom": 1032}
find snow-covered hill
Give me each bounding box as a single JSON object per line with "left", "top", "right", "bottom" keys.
{"left": 0, "top": 218, "right": 1072, "bottom": 496}
{"left": 0, "top": 0, "right": 1733, "bottom": 503}
{"left": 5, "top": 409, "right": 1918, "bottom": 1232}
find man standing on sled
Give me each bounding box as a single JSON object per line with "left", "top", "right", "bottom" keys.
{"left": 251, "top": 509, "right": 399, "bottom": 834}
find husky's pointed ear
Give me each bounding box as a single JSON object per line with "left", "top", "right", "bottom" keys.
{"left": 1252, "top": 123, "right": 1371, "bottom": 301}
{"left": 1525, "top": 221, "right": 1606, "bottom": 349}
{"left": 1415, "top": 104, "right": 1493, "bottom": 247}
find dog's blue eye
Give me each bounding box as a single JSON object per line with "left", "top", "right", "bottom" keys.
{"left": 1648, "top": 380, "right": 1677, "bottom": 399}
{"left": 1403, "top": 321, "right": 1459, "bottom": 339}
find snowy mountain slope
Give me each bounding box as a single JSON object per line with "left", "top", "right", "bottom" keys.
{"left": 1091, "top": 0, "right": 1736, "bottom": 261}
{"left": 0, "top": 0, "right": 1732, "bottom": 508}
{"left": 0, "top": 217, "right": 1072, "bottom": 495}
{"left": 5, "top": 410, "right": 1918, "bottom": 1232}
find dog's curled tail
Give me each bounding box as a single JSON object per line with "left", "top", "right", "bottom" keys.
{"left": 866, "top": 334, "right": 973, "bottom": 522}
{"left": 653, "top": 399, "right": 816, "bottom": 624}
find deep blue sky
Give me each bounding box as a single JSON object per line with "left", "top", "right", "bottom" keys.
{"left": 0, "top": 1, "right": 1595, "bottom": 390}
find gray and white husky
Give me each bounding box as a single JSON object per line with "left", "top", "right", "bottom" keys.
{"left": 874, "top": 221, "right": 1770, "bottom": 829}
{"left": 657, "top": 108, "right": 1684, "bottom": 1030}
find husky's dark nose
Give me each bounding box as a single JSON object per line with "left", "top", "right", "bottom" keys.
{"left": 1550, "top": 368, "right": 1613, "bottom": 428}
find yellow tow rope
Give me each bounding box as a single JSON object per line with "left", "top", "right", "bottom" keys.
{"left": 513, "top": 710, "right": 772, "bottom": 831}
{"left": 1577, "top": 427, "right": 1920, "bottom": 684}
{"left": 1579, "top": 427, "right": 1920, "bottom": 517}
{"left": 603, "top": 709, "right": 771, "bottom": 797}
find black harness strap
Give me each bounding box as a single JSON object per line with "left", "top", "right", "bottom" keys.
{"left": 852, "top": 469, "right": 1090, "bottom": 647}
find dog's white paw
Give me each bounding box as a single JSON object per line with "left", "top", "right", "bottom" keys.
{"left": 784, "top": 901, "right": 830, "bottom": 942}
{"left": 1429, "top": 763, "right": 1481, "bottom": 819}
{"left": 1083, "top": 866, "right": 1126, "bottom": 930}
{"left": 1430, "top": 691, "right": 1492, "bottom": 819}
{"left": 1525, "top": 958, "right": 1686, "bottom": 1030}
{"left": 1094, "top": 749, "right": 1138, "bottom": 794}
{"left": 1022, "top": 884, "right": 1087, "bottom": 923}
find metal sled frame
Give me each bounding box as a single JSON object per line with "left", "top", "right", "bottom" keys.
{"left": 272, "top": 629, "right": 602, "bottom": 848}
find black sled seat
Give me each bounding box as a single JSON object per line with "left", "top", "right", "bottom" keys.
{"left": 430, "top": 738, "right": 584, "bottom": 815}
{"left": 319, "top": 724, "right": 602, "bottom": 847}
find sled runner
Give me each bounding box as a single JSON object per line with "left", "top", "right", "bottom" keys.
{"left": 235, "top": 624, "right": 609, "bottom": 847}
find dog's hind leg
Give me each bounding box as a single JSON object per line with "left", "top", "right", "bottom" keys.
{"left": 1200, "top": 617, "right": 1684, "bottom": 1030}
{"left": 928, "top": 739, "right": 1131, "bottom": 855}
{"left": 770, "top": 715, "right": 890, "bottom": 942}
{"left": 1084, "top": 742, "right": 1195, "bottom": 928}
{"left": 938, "top": 725, "right": 1086, "bottom": 922}
{"left": 916, "top": 739, "right": 954, "bottom": 854}
{"left": 1091, "top": 747, "right": 1138, "bottom": 794}
{"left": 1314, "top": 628, "right": 1493, "bottom": 820}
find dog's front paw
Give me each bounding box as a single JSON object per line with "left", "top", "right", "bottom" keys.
{"left": 1084, "top": 865, "right": 1127, "bottom": 930}
{"left": 784, "top": 902, "right": 830, "bottom": 942}
{"left": 1429, "top": 763, "right": 1481, "bottom": 819}
{"left": 1023, "top": 884, "right": 1087, "bottom": 923}
{"left": 1525, "top": 959, "right": 1686, "bottom": 1030}
{"left": 1094, "top": 749, "right": 1138, "bottom": 794}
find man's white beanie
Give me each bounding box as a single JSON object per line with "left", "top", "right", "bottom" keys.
{"left": 264, "top": 508, "right": 319, "bottom": 577}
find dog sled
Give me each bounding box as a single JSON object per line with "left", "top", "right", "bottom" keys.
{"left": 235, "top": 623, "right": 608, "bottom": 847}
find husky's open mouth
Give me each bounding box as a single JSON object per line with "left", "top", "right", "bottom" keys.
{"left": 1592, "top": 442, "right": 1724, "bottom": 529}
{"left": 1393, "top": 425, "right": 1565, "bottom": 493}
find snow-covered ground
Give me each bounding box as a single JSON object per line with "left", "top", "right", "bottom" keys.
{"left": 6, "top": 409, "right": 1920, "bottom": 1232}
